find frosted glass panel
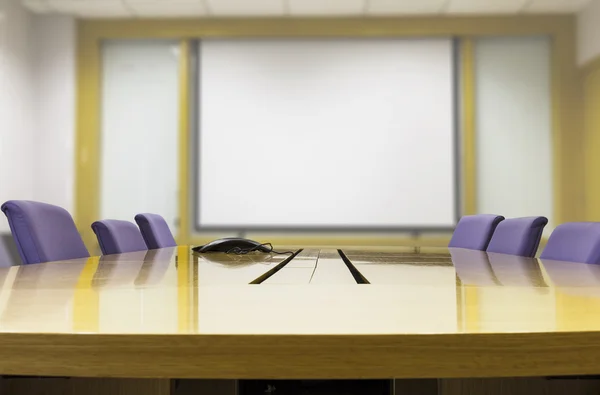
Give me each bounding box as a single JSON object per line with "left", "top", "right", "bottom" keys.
{"left": 101, "top": 40, "right": 179, "bottom": 231}
{"left": 474, "top": 37, "right": 553, "bottom": 232}
{"left": 197, "top": 39, "right": 457, "bottom": 230}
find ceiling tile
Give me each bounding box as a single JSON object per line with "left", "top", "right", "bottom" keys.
{"left": 126, "top": 1, "right": 208, "bottom": 17}
{"left": 126, "top": 0, "right": 201, "bottom": 3}
{"left": 367, "top": 0, "right": 447, "bottom": 15}
{"left": 205, "top": 0, "right": 284, "bottom": 16}
{"left": 524, "top": 0, "right": 592, "bottom": 13}
{"left": 47, "top": 0, "right": 132, "bottom": 17}
{"left": 22, "top": 0, "right": 52, "bottom": 13}
{"left": 289, "top": 0, "right": 365, "bottom": 15}
{"left": 446, "top": 0, "right": 528, "bottom": 14}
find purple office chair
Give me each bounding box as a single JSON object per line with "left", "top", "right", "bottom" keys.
{"left": 448, "top": 214, "right": 505, "bottom": 251}
{"left": 486, "top": 216, "right": 548, "bottom": 257}
{"left": 540, "top": 222, "right": 600, "bottom": 264}
{"left": 91, "top": 219, "right": 147, "bottom": 255}
{"left": 1, "top": 200, "right": 90, "bottom": 265}
{"left": 134, "top": 213, "right": 177, "bottom": 249}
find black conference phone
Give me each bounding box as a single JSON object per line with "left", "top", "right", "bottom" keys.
{"left": 192, "top": 238, "right": 286, "bottom": 254}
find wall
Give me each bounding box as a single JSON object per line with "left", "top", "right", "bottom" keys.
{"left": 0, "top": 2, "right": 76, "bottom": 263}
{"left": 33, "top": 15, "right": 76, "bottom": 215}
{"left": 0, "top": 12, "right": 587, "bottom": 252}
{"left": 578, "top": 0, "right": 600, "bottom": 66}
{"left": 0, "top": 0, "right": 36, "bottom": 233}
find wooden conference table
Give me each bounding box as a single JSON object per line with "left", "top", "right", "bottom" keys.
{"left": 1, "top": 246, "right": 600, "bottom": 394}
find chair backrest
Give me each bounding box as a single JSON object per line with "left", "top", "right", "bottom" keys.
{"left": 540, "top": 222, "right": 600, "bottom": 264}
{"left": 91, "top": 219, "right": 147, "bottom": 255}
{"left": 134, "top": 213, "right": 177, "bottom": 249}
{"left": 1, "top": 200, "right": 90, "bottom": 264}
{"left": 448, "top": 214, "right": 505, "bottom": 251}
{"left": 486, "top": 216, "right": 548, "bottom": 257}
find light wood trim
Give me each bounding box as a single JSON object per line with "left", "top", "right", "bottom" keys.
{"left": 583, "top": 55, "right": 600, "bottom": 221}
{"left": 3, "top": 331, "right": 600, "bottom": 378}
{"left": 75, "top": 21, "right": 102, "bottom": 251}
{"left": 461, "top": 38, "right": 476, "bottom": 215}
{"left": 178, "top": 41, "right": 191, "bottom": 243}
{"left": 80, "top": 16, "right": 573, "bottom": 38}
{"left": 551, "top": 19, "right": 585, "bottom": 223}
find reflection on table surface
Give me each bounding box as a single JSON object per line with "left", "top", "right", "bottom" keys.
{"left": 0, "top": 246, "right": 599, "bottom": 335}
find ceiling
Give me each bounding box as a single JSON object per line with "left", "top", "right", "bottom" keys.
{"left": 22, "top": 0, "right": 593, "bottom": 18}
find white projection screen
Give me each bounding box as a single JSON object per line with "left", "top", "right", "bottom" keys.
{"left": 196, "top": 38, "right": 458, "bottom": 230}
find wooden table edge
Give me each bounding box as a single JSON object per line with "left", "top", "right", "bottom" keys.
{"left": 0, "top": 331, "right": 599, "bottom": 378}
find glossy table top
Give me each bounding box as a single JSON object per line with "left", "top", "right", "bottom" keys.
{"left": 2, "top": 246, "right": 600, "bottom": 379}
{"left": 1, "top": 246, "right": 599, "bottom": 335}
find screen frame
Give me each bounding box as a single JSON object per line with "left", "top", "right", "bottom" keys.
{"left": 192, "top": 37, "right": 461, "bottom": 233}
